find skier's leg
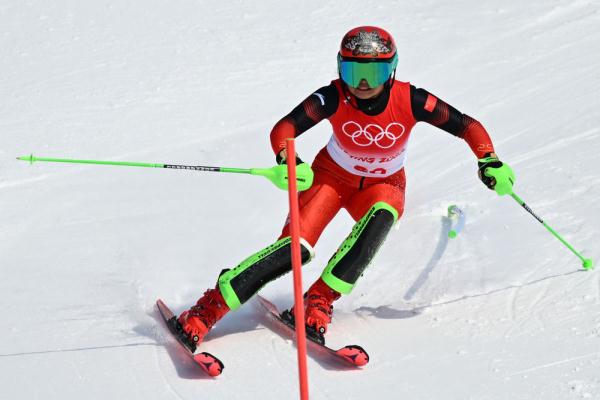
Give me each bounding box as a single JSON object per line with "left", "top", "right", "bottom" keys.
{"left": 219, "top": 181, "right": 343, "bottom": 310}
{"left": 305, "top": 178, "right": 405, "bottom": 335}
{"left": 320, "top": 201, "right": 399, "bottom": 294}
{"left": 179, "top": 181, "right": 342, "bottom": 345}
{"left": 303, "top": 201, "right": 399, "bottom": 335}
{"left": 279, "top": 177, "right": 344, "bottom": 246}
{"left": 322, "top": 177, "right": 405, "bottom": 294}
{"left": 217, "top": 236, "right": 315, "bottom": 310}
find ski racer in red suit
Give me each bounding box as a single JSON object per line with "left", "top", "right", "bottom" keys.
{"left": 176, "top": 26, "right": 515, "bottom": 348}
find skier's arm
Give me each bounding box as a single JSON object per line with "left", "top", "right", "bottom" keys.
{"left": 410, "top": 86, "right": 494, "bottom": 158}
{"left": 411, "top": 86, "right": 515, "bottom": 195}
{"left": 270, "top": 83, "right": 338, "bottom": 162}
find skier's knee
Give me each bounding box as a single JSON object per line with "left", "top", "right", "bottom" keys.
{"left": 371, "top": 201, "right": 399, "bottom": 222}
{"left": 218, "top": 237, "right": 314, "bottom": 310}
{"left": 321, "top": 202, "right": 397, "bottom": 294}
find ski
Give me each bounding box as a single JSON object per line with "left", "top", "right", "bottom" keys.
{"left": 156, "top": 299, "right": 224, "bottom": 377}
{"left": 257, "top": 295, "right": 369, "bottom": 368}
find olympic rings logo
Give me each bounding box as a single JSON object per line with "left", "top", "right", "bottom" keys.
{"left": 341, "top": 121, "right": 406, "bottom": 149}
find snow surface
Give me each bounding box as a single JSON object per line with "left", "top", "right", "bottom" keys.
{"left": 1, "top": 1, "right": 599, "bottom": 399}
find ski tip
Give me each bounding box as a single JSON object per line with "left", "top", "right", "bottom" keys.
{"left": 156, "top": 299, "right": 166, "bottom": 311}
{"left": 156, "top": 299, "right": 177, "bottom": 321}
{"left": 336, "top": 345, "right": 370, "bottom": 367}
{"left": 194, "top": 352, "right": 224, "bottom": 377}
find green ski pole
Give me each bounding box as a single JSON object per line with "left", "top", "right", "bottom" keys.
{"left": 510, "top": 191, "right": 593, "bottom": 270}
{"left": 16, "top": 153, "right": 313, "bottom": 191}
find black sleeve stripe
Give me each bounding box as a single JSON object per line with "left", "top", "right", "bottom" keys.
{"left": 410, "top": 86, "right": 471, "bottom": 138}
{"left": 460, "top": 114, "right": 484, "bottom": 138}
{"left": 283, "top": 83, "right": 338, "bottom": 136}
{"left": 314, "top": 83, "right": 339, "bottom": 117}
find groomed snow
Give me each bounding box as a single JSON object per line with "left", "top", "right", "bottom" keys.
{"left": 1, "top": 1, "right": 599, "bottom": 399}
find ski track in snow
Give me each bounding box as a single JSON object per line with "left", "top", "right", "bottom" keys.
{"left": 2, "top": 0, "right": 600, "bottom": 399}
{"left": 509, "top": 351, "right": 600, "bottom": 377}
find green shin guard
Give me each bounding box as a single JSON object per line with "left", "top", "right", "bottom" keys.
{"left": 321, "top": 202, "right": 398, "bottom": 294}
{"left": 218, "top": 237, "right": 315, "bottom": 310}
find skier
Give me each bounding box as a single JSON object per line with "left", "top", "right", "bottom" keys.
{"left": 176, "top": 26, "right": 515, "bottom": 347}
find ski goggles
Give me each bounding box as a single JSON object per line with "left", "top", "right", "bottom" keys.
{"left": 337, "top": 53, "right": 398, "bottom": 88}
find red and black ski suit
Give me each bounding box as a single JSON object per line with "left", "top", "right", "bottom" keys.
{"left": 182, "top": 79, "right": 497, "bottom": 337}
{"left": 273, "top": 79, "right": 494, "bottom": 248}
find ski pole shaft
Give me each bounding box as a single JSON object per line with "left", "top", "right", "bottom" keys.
{"left": 510, "top": 192, "right": 593, "bottom": 270}
{"left": 17, "top": 154, "right": 251, "bottom": 174}
{"left": 18, "top": 153, "right": 313, "bottom": 192}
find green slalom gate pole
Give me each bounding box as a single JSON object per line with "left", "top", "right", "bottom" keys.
{"left": 510, "top": 191, "right": 593, "bottom": 270}
{"left": 16, "top": 153, "right": 301, "bottom": 189}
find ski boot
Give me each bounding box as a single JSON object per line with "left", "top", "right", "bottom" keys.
{"left": 281, "top": 278, "right": 341, "bottom": 345}
{"left": 177, "top": 286, "right": 230, "bottom": 352}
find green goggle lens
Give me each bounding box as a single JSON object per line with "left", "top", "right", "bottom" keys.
{"left": 337, "top": 54, "right": 398, "bottom": 88}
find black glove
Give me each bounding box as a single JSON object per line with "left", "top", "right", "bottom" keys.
{"left": 276, "top": 149, "right": 304, "bottom": 166}
{"left": 478, "top": 152, "right": 503, "bottom": 190}
{"left": 477, "top": 152, "right": 515, "bottom": 196}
